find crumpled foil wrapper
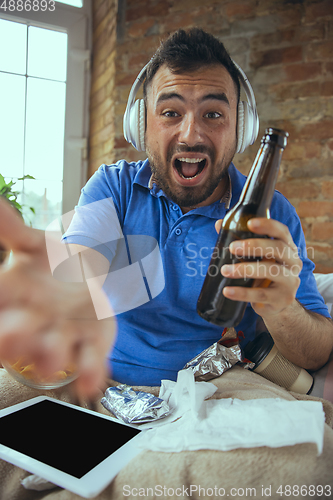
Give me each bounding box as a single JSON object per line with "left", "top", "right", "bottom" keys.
{"left": 184, "top": 341, "right": 254, "bottom": 381}
{"left": 101, "top": 384, "right": 171, "bottom": 424}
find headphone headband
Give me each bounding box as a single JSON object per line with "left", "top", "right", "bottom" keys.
{"left": 123, "top": 60, "right": 259, "bottom": 154}
{"left": 123, "top": 65, "right": 147, "bottom": 147}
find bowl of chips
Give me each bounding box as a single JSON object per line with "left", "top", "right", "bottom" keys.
{"left": 2, "top": 356, "right": 78, "bottom": 390}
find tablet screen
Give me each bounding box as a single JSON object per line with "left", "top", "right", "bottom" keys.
{"left": 0, "top": 399, "right": 140, "bottom": 479}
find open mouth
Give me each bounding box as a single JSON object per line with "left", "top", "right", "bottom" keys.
{"left": 174, "top": 157, "right": 207, "bottom": 180}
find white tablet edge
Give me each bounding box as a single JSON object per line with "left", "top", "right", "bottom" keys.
{"left": 0, "top": 395, "right": 143, "bottom": 498}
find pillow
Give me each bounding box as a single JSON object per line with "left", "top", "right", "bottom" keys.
{"left": 314, "top": 273, "right": 333, "bottom": 316}
{"left": 310, "top": 274, "right": 333, "bottom": 403}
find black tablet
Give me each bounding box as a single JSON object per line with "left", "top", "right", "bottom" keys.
{"left": 0, "top": 396, "right": 143, "bottom": 498}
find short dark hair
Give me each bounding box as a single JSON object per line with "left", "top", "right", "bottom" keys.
{"left": 143, "top": 28, "right": 241, "bottom": 104}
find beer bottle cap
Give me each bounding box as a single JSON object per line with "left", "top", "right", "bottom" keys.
{"left": 262, "top": 127, "right": 289, "bottom": 148}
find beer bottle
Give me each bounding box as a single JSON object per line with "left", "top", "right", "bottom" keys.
{"left": 197, "top": 127, "right": 289, "bottom": 327}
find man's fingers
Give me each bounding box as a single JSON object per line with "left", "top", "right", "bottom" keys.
{"left": 33, "top": 329, "right": 73, "bottom": 377}
{"left": 229, "top": 238, "right": 301, "bottom": 268}
{"left": 73, "top": 319, "right": 116, "bottom": 397}
{"left": 74, "top": 343, "right": 107, "bottom": 397}
{"left": 247, "top": 217, "right": 298, "bottom": 250}
{"left": 0, "top": 313, "right": 114, "bottom": 397}
{"left": 215, "top": 219, "right": 223, "bottom": 234}
{"left": 222, "top": 260, "right": 301, "bottom": 283}
{"left": 0, "top": 310, "right": 70, "bottom": 378}
{"left": 0, "top": 308, "right": 51, "bottom": 360}
{"left": 0, "top": 198, "right": 43, "bottom": 253}
{"left": 216, "top": 217, "right": 298, "bottom": 257}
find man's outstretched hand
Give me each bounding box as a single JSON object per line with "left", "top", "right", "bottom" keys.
{"left": 0, "top": 198, "right": 115, "bottom": 397}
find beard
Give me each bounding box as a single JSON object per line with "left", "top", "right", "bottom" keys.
{"left": 146, "top": 143, "right": 236, "bottom": 209}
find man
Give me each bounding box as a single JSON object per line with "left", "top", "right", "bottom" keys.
{"left": 0, "top": 29, "right": 332, "bottom": 392}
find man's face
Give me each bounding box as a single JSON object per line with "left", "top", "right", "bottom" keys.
{"left": 145, "top": 64, "right": 238, "bottom": 212}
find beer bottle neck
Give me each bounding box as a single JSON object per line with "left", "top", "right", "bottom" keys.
{"left": 239, "top": 142, "right": 284, "bottom": 213}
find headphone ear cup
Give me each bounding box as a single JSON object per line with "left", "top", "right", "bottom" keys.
{"left": 128, "top": 99, "right": 146, "bottom": 152}
{"left": 237, "top": 100, "right": 255, "bottom": 154}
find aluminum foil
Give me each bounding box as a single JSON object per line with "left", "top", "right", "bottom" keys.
{"left": 101, "top": 384, "right": 171, "bottom": 424}
{"left": 184, "top": 341, "right": 254, "bottom": 381}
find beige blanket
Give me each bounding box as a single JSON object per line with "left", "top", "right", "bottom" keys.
{"left": 0, "top": 366, "right": 333, "bottom": 500}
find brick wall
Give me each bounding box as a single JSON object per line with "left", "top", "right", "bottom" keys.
{"left": 88, "top": 0, "right": 118, "bottom": 176}
{"left": 89, "top": 0, "right": 333, "bottom": 272}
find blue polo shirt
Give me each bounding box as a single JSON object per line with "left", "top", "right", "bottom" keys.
{"left": 63, "top": 159, "right": 330, "bottom": 386}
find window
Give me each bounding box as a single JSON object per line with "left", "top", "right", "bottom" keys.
{"left": 0, "top": 20, "right": 67, "bottom": 226}
{"left": 0, "top": 1, "right": 91, "bottom": 228}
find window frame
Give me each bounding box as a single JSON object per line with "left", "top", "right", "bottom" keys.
{"left": 0, "top": 0, "right": 92, "bottom": 215}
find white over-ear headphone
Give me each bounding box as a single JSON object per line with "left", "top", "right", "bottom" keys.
{"left": 233, "top": 62, "right": 259, "bottom": 154}
{"left": 123, "top": 60, "right": 259, "bottom": 154}
{"left": 123, "top": 65, "right": 147, "bottom": 153}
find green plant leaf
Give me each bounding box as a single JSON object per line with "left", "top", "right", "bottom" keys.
{"left": 0, "top": 173, "right": 36, "bottom": 222}
{"left": 8, "top": 199, "right": 23, "bottom": 212}
{"left": 18, "top": 175, "right": 35, "bottom": 181}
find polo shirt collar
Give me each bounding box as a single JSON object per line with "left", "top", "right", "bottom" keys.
{"left": 133, "top": 159, "right": 247, "bottom": 215}
{"left": 133, "top": 159, "right": 152, "bottom": 188}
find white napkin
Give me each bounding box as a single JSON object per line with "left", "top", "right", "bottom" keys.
{"left": 160, "top": 368, "right": 217, "bottom": 417}
{"left": 137, "top": 368, "right": 217, "bottom": 430}
{"left": 137, "top": 369, "right": 325, "bottom": 455}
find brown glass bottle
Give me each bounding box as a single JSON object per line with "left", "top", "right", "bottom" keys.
{"left": 197, "top": 128, "right": 289, "bottom": 328}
